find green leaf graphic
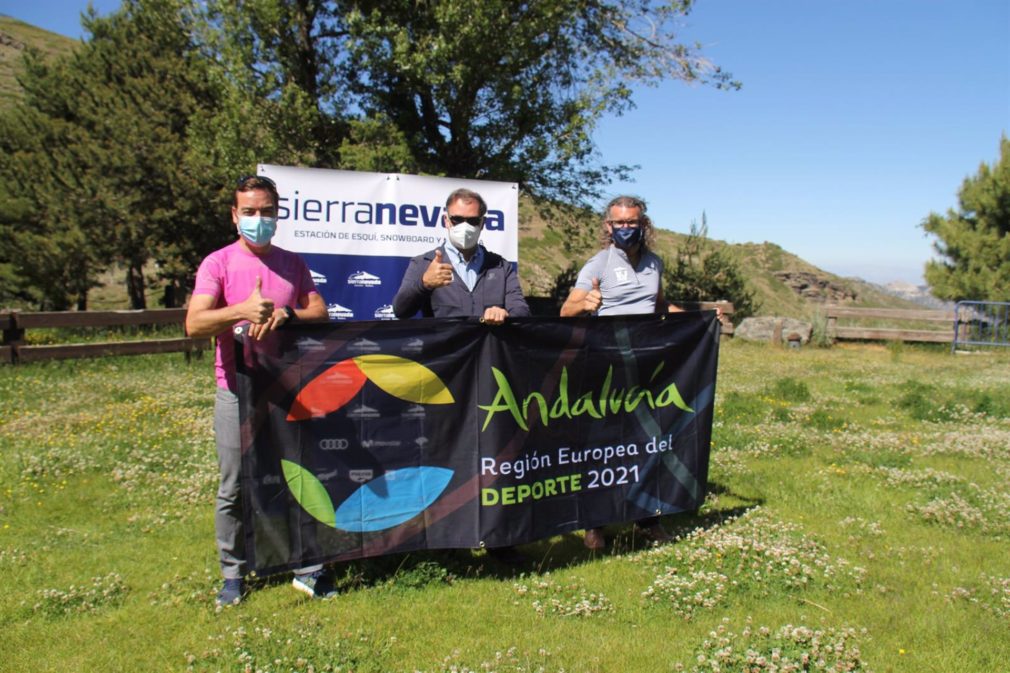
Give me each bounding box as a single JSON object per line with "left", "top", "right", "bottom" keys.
{"left": 281, "top": 459, "right": 336, "bottom": 528}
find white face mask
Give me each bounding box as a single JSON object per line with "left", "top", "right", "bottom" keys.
{"left": 448, "top": 222, "right": 481, "bottom": 250}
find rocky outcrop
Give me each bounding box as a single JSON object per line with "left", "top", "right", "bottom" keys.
{"left": 774, "top": 271, "right": 856, "bottom": 303}
{"left": 0, "top": 32, "right": 28, "bottom": 52}
{"left": 736, "top": 317, "right": 812, "bottom": 345}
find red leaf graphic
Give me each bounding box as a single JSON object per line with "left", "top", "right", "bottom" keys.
{"left": 287, "top": 358, "right": 367, "bottom": 420}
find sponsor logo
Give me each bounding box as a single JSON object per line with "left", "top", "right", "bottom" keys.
{"left": 614, "top": 267, "right": 629, "bottom": 283}
{"left": 322, "top": 369, "right": 356, "bottom": 386}
{"left": 349, "top": 337, "right": 381, "bottom": 353}
{"left": 317, "top": 469, "right": 339, "bottom": 481}
{"left": 402, "top": 338, "right": 424, "bottom": 354}
{"left": 415, "top": 436, "right": 429, "bottom": 448}
{"left": 319, "top": 438, "right": 349, "bottom": 451}
{"left": 262, "top": 474, "right": 281, "bottom": 486}
{"left": 373, "top": 304, "right": 396, "bottom": 320}
{"left": 349, "top": 469, "right": 374, "bottom": 483}
{"left": 327, "top": 303, "right": 354, "bottom": 320}
{"left": 296, "top": 337, "right": 325, "bottom": 352}
{"left": 402, "top": 404, "right": 426, "bottom": 420}
{"left": 310, "top": 270, "right": 328, "bottom": 285}
{"left": 348, "top": 270, "right": 382, "bottom": 287}
{"left": 347, "top": 404, "right": 381, "bottom": 419}
{"left": 361, "top": 439, "right": 402, "bottom": 448}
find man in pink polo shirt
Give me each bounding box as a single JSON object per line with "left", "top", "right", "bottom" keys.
{"left": 186, "top": 175, "right": 330, "bottom": 606}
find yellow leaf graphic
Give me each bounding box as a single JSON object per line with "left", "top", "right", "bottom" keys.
{"left": 353, "top": 354, "right": 454, "bottom": 405}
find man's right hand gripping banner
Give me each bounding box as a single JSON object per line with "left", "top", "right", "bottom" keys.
{"left": 237, "top": 312, "right": 720, "bottom": 574}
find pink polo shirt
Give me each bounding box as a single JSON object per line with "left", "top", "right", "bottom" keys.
{"left": 192, "top": 241, "right": 318, "bottom": 391}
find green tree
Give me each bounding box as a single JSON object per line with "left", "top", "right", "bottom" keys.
{"left": 192, "top": 0, "right": 348, "bottom": 173}
{"left": 334, "top": 0, "right": 737, "bottom": 203}
{"left": 0, "top": 51, "right": 102, "bottom": 310}
{"left": 200, "top": 0, "right": 735, "bottom": 201}
{"left": 0, "top": 0, "right": 232, "bottom": 309}
{"left": 74, "top": 0, "right": 233, "bottom": 308}
{"left": 662, "top": 213, "right": 759, "bottom": 322}
{"left": 923, "top": 136, "right": 1010, "bottom": 302}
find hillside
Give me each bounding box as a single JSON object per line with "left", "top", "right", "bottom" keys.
{"left": 0, "top": 16, "right": 77, "bottom": 108}
{"left": 516, "top": 195, "right": 922, "bottom": 318}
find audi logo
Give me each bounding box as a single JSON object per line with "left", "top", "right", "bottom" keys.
{"left": 318, "top": 438, "right": 349, "bottom": 451}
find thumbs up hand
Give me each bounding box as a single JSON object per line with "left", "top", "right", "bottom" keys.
{"left": 241, "top": 277, "right": 275, "bottom": 324}
{"left": 583, "top": 277, "right": 603, "bottom": 314}
{"left": 422, "top": 249, "right": 454, "bottom": 290}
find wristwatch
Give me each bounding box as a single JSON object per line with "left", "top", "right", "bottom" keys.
{"left": 282, "top": 305, "right": 296, "bottom": 322}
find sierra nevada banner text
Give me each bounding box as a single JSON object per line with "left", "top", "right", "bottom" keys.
{"left": 235, "top": 312, "right": 720, "bottom": 574}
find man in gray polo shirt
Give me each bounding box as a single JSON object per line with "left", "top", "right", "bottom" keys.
{"left": 393, "top": 187, "right": 530, "bottom": 323}
{"left": 561, "top": 194, "right": 681, "bottom": 550}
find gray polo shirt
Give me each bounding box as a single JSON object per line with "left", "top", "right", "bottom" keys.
{"left": 574, "top": 245, "right": 663, "bottom": 316}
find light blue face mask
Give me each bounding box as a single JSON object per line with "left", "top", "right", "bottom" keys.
{"left": 238, "top": 216, "right": 277, "bottom": 246}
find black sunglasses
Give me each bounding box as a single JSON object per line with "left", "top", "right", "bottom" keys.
{"left": 447, "top": 215, "right": 484, "bottom": 226}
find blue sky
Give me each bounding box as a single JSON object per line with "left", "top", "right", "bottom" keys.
{"left": 4, "top": 0, "right": 1008, "bottom": 285}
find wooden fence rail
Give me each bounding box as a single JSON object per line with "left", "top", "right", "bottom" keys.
{"left": 0, "top": 308, "right": 210, "bottom": 364}
{"left": 825, "top": 306, "right": 955, "bottom": 343}
{"left": 677, "top": 301, "right": 736, "bottom": 338}
{"left": 2, "top": 300, "right": 736, "bottom": 364}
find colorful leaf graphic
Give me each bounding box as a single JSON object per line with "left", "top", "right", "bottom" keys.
{"left": 281, "top": 459, "right": 337, "bottom": 527}
{"left": 334, "top": 466, "right": 454, "bottom": 532}
{"left": 287, "top": 358, "right": 367, "bottom": 420}
{"left": 353, "top": 354, "right": 454, "bottom": 405}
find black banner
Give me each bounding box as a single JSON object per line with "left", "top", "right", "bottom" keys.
{"left": 235, "top": 313, "right": 720, "bottom": 575}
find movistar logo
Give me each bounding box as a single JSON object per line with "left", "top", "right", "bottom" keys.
{"left": 479, "top": 362, "right": 693, "bottom": 431}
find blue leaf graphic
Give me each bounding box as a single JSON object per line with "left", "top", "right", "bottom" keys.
{"left": 334, "top": 467, "right": 454, "bottom": 532}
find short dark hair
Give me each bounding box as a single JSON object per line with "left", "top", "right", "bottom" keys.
{"left": 600, "top": 194, "right": 654, "bottom": 249}
{"left": 445, "top": 188, "right": 487, "bottom": 217}
{"left": 234, "top": 175, "right": 279, "bottom": 207}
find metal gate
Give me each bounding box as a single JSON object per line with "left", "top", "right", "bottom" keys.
{"left": 952, "top": 301, "right": 1010, "bottom": 352}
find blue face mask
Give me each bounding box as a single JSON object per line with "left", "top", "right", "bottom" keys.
{"left": 612, "top": 226, "right": 643, "bottom": 250}
{"left": 238, "top": 216, "right": 277, "bottom": 246}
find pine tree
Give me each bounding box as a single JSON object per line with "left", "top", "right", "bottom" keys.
{"left": 923, "top": 136, "right": 1010, "bottom": 302}
{"left": 662, "top": 212, "right": 759, "bottom": 321}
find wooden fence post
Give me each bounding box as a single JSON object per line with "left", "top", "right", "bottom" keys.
{"left": 1, "top": 311, "right": 24, "bottom": 365}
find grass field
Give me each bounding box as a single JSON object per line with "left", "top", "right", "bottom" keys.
{"left": 1, "top": 340, "right": 1008, "bottom": 672}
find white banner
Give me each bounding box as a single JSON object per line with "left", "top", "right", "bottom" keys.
{"left": 254, "top": 165, "right": 520, "bottom": 321}
{"left": 260, "top": 165, "right": 519, "bottom": 262}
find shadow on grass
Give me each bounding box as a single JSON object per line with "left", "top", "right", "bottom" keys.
{"left": 247, "top": 482, "right": 762, "bottom": 596}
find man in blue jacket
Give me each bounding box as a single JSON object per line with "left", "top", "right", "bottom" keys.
{"left": 393, "top": 187, "right": 529, "bottom": 564}
{"left": 392, "top": 187, "right": 530, "bottom": 323}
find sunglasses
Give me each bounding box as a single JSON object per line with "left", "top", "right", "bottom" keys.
{"left": 447, "top": 214, "right": 484, "bottom": 226}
